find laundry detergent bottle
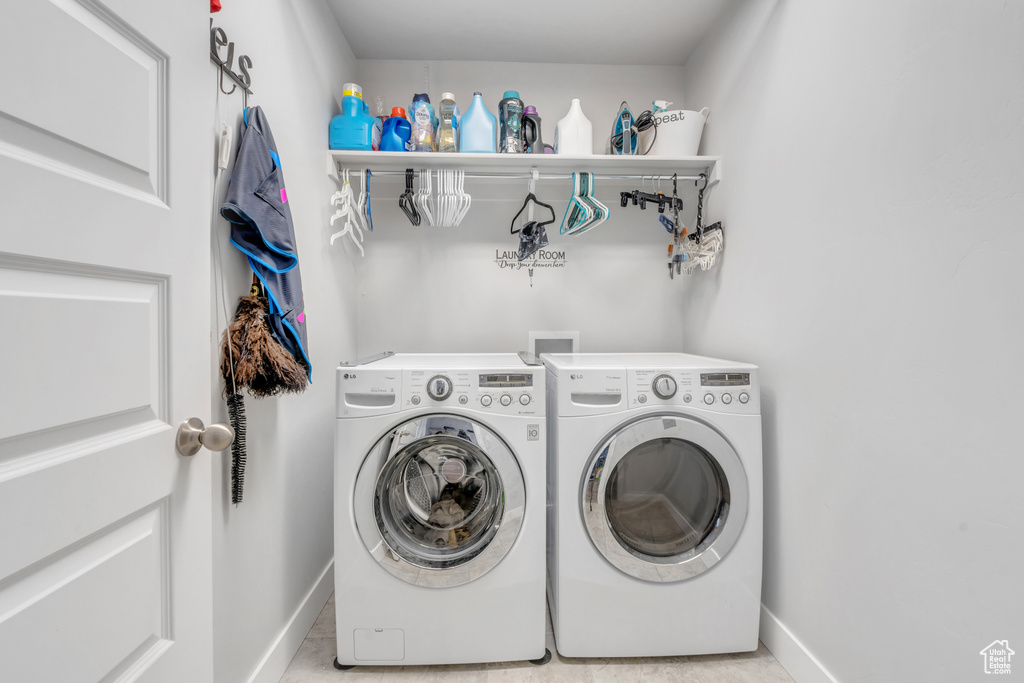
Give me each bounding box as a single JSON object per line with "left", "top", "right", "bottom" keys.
{"left": 498, "top": 90, "right": 525, "bottom": 153}
{"left": 522, "top": 106, "right": 545, "bottom": 154}
{"left": 408, "top": 93, "right": 436, "bottom": 152}
{"left": 329, "top": 84, "right": 378, "bottom": 151}
{"left": 436, "top": 92, "right": 460, "bottom": 153}
{"left": 554, "top": 98, "right": 593, "bottom": 155}
{"left": 380, "top": 107, "right": 412, "bottom": 152}
{"left": 459, "top": 92, "right": 497, "bottom": 153}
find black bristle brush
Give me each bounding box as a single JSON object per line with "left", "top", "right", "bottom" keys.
{"left": 226, "top": 392, "right": 247, "bottom": 504}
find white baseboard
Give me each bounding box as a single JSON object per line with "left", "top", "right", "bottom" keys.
{"left": 247, "top": 559, "right": 335, "bottom": 683}
{"left": 760, "top": 604, "right": 839, "bottom": 683}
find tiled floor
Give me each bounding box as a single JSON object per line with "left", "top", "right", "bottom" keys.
{"left": 280, "top": 595, "right": 794, "bottom": 682}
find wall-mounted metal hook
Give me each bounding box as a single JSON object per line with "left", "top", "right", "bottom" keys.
{"left": 211, "top": 21, "right": 254, "bottom": 104}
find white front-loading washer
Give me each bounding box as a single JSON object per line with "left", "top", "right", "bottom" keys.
{"left": 334, "top": 353, "right": 549, "bottom": 668}
{"left": 544, "top": 353, "right": 763, "bottom": 658}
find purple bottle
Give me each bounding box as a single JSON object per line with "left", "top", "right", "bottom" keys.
{"left": 522, "top": 106, "right": 545, "bottom": 154}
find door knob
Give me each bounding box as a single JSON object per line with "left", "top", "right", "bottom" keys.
{"left": 176, "top": 417, "right": 235, "bottom": 457}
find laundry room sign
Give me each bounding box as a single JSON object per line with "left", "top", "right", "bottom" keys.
{"left": 493, "top": 248, "right": 567, "bottom": 272}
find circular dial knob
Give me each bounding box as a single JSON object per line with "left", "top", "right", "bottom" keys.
{"left": 426, "top": 375, "right": 453, "bottom": 401}
{"left": 652, "top": 374, "right": 677, "bottom": 400}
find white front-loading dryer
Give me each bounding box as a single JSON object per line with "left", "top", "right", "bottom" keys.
{"left": 334, "top": 353, "right": 548, "bottom": 668}
{"left": 544, "top": 353, "right": 763, "bottom": 658}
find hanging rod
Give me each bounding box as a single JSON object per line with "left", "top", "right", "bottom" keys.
{"left": 334, "top": 167, "right": 706, "bottom": 183}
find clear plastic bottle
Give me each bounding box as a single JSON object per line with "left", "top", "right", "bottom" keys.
{"left": 408, "top": 93, "right": 436, "bottom": 152}
{"left": 436, "top": 92, "right": 459, "bottom": 153}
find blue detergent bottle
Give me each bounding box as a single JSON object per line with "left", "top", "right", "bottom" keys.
{"left": 459, "top": 92, "right": 497, "bottom": 153}
{"left": 329, "top": 90, "right": 378, "bottom": 151}
{"left": 380, "top": 107, "right": 412, "bottom": 152}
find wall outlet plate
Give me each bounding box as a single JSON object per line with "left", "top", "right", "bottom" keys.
{"left": 529, "top": 331, "right": 579, "bottom": 357}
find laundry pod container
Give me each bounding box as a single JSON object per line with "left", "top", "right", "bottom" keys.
{"left": 648, "top": 107, "right": 710, "bottom": 156}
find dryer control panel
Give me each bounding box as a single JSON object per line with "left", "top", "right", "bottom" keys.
{"left": 630, "top": 368, "right": 759, "bottom": 414}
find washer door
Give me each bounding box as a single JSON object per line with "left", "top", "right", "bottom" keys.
{"left": 581, "top": 414, "right": 748, "bottom": 582}
{"left": 353, "top": 414, "right": 525, "bottom": 588}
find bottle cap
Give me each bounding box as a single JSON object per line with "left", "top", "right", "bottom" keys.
{"left": 412, "top": 93, "right": 431, "bottom": 103}
{"left": 390, "top": 107, "right": 407, "bottom": 119}
{"left": 524, "top": 106, "right": 538, "bottom": 116}
{"left": 473, "top": 91, "right": 483, "bottom": 96}
{"left": 342, "top": 83, "right": 363, "bottom": 99}
{"left": 441, "top": 92, "right": 455, "bottom": 102}
{"left": 502, "top": 90, "right": 520, "bottom": 100}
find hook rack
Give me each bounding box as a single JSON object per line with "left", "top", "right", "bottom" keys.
{"left": 211, "top": 20, "right": 254, "bottom": 107}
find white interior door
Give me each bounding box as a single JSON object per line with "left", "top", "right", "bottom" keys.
{"left": 0, "top": 2, "right": 212, "bottom": 681}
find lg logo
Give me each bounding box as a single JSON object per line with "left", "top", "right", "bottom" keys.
{"left": 343, "top": 373, "right": 357, "bottom": 379}
{"left": 571, "top": 373, "right": 583, "bottom": 380}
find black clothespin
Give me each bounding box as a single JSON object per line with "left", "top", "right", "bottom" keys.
{"left": 690, "top": 172, "right": 707, "bottom": 242}
{"left": 399, "top": 168, "right": 420, "bottom": 226}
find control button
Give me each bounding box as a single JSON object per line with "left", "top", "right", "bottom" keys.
{"left": 652, "top": 374, "right": 677, "bottom": 400}
{"left": 519, "top": 394, "right": 531, "bottom": 406}
{"left": 410, "top": 395, "right": 421, "bottom": 405}
{"left": 683, "top": 393, "right": 692, "bottom": 403}
{"left": 704, "top": 393, "right": 715, "bottom": 405}
{"left": 458, "top": 395, "right": 468, "bottom": 405}
{"left": 638, "top": 394, "right": 647, "bottom": 404}
{"left": 722, "top": 393, "right": 733, "bottom": 405}
{"left": 480, "top": 395, "right": 492, "bottom": 407}
{"left": 426, "top": 375, "right": 453, "bottom": 401}
{"left": 499, "top": 394, "right": 513, "bottom": 406}
{"left": 739, "top": 392, "right": 750, "bottom": 404}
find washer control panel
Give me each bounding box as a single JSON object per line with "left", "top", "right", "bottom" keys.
{"left": 629, "top": 368, "right": 758, "bottom": 413}
{"left": 338, "top": 362, "right": 544, "bottom": 418}
{"left": 426, "top": 374, "right": 453, "bottom": 401}
{"left": 408, "top": 368, "right": 542, "bottom": 416}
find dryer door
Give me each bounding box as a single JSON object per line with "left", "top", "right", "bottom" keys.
{"left": 353, "top": 414, "right": 525, "bottom": 587}
{"left": 581, "top": 414, "right": 748, "bottom": 582}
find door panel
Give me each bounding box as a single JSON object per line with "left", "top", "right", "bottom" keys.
{"left": 0, "top": 1, "right": 211, "bottom": 680}
{"left": 0, "top": 504, "right": 170, "bottom": 683}
{"left": 0, "top": 0, "right": 167, "bottom": 201}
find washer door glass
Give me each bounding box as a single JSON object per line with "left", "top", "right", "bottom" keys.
{"left": 354, "top": 414, "right": 525, "bottom": 588}
{"left": 582, "top": 415, "right": 748, "bottom": 582}
{"left": 376, "top": 434, "right": 502, "bottom": 566}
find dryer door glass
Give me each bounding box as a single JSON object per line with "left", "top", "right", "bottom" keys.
{"left": 604, "top": 438, "right": 726, "bottom": 558}
{"left": 582, "top": 415, "right": 748, "bottom": 582}
{"left": 353, "top": 414, "right": 526, "bottom": 587}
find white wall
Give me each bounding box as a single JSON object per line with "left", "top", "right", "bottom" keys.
{"left": 682, "top": 1, "right": 1024, "bottom": 680}
{"left": 208, "top": 2, "right": 357, "bottom": 681}
{"left": 352, "top": 60, "right": 695, "bottom": 355}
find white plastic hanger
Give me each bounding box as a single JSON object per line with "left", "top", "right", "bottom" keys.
{"left": 329, "top": 168, "right": 364, "bottom": 256}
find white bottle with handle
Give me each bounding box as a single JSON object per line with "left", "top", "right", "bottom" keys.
{"left": 554, "top": 99, "right": 593, "bottom": 155}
